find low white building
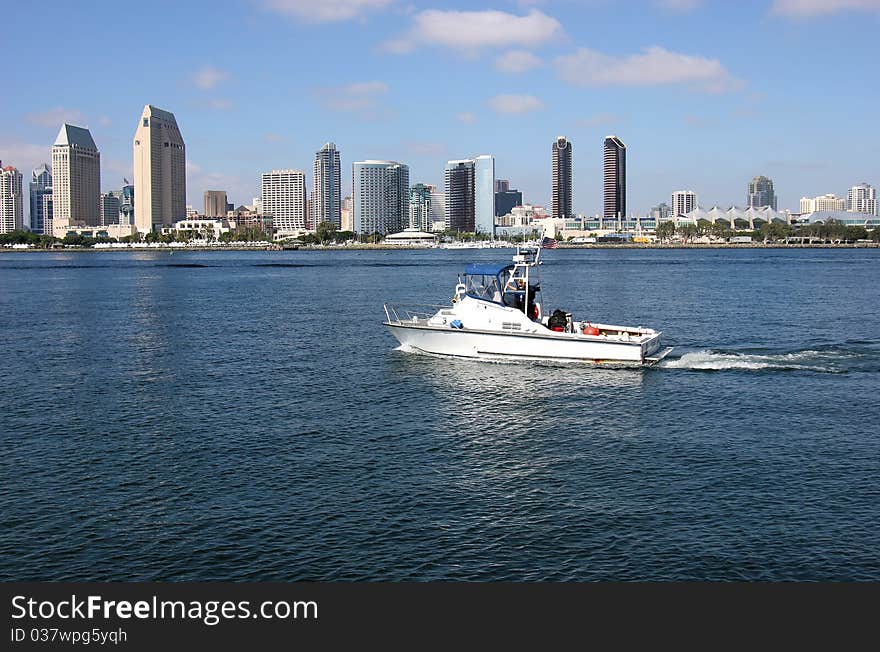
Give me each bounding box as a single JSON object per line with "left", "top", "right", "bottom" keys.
{"left": 384, "top": 228, "right": 438, "bottom": 246}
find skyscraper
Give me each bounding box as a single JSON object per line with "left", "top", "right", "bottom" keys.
{"left": 747, "top": 175, "right": 777, "bottom": 210}
{"left": 444, "top": 155, "right": 495, "bottom": 234}
{"left": 800, "top": 194, "right": 845, "bottom": 213}
{"left": 671, "top": 190, "right": 697, "bottom": 217}
{"left": 204, "top": 190, "right": 228, "bottom": 218}
{"left": 495, "top": 186, "right": 523, "bottom": 218}
{"left": 352, "top": 160, "right": 410, "bottom": 235}
{"left": 603, "top": 136, "right": 626, "bottom": 221}
{"left": 847, "top": 182, "right": 877, "bottom": 215}
{"left": 29, "top": 163, "right": 52, "bottom": 234}
{"left": 261, "top": 169, "right": 307, "bottom": 235}
{"left": 552, "top": 136, "right": 572, "bottom": 220}
{"left": 119, "top": 180, "right": 134, "bottom": 225}
{"left": 409, "top": 183, "right": 432, "bottom": 231}
{"left": 429, "top": 188, "right": 446, "bottom": 231}
{"left": 133, "top": 105, "right": 186, "bottom": 233}
{"left": 0, "top": 162, "right": 24, "bottom": 233}
{"left": 52, "top": 124, "right": 101, "bottom": 230}
{"left": 313, "top": 142, "right": 342, "bottom": 228}
{"left": 99, "top": 191, "right": 121, "bottom": 226}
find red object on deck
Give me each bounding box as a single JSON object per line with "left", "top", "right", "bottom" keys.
{"left": 550, "top": 326, "right": 564, "bottom": 332}
{"left": 582, "top": 323, "right": 600, "bottom": 336}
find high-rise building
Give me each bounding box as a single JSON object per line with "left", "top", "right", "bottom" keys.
{"left": 671, "top": 190, "right": 697, "bottom": 217}
{"left": 552, "top": 136, "right": 572, "bottom": 220}
{"left": 747, "top": 175, "right": 777, "bottom": 210}
{"left": 429, "top": 188, "right": 446, "bottom": 232}
{"left": 352, "top": 160, "right": 410, "bottom": 235}
{"left": 800, "top": 194, "right": 846, "bottom": 214}
{"left": 495, "top": 187, "right": 523, "bottom": 218}
{"left": 444, "top": 155, "right": 495, "bottom": 234}
{"left": 51, "top": 124, "right": 101, "bottom": 230}
{"left": 409, "top": 183, "right": 432, "bottom": 231}
{"left": 261, "top": 169, "right": 307, "bottom": 234}
{"left": 204, "top": 190, "right": 227, "bottom": 218}
{"left": 119, "top": 180, "right": 134, "bottom": 225}
{"left": 312, "top": 142, "right": 342, "bottom": 228}
{"left": 133, "top": 105, "right": 186, "bottom": 233}
{"left": 494, "top": 179, "right": 510, "bottom": 193}
{"left": 603, "top": 136, "right": 626, "bottom": 220}
{"left": 341, "top": 196, "right": 353, "bottom": 232}
{"left": 651, "top": 202, "right": 671, "bottom": 221}
{"left": 29, "top": 163, "right": 52, "bottom": 234}
{"left": 0, "top": 162, "right": 24, "bottom": 233}
{"left": 847, "top": 183, "right": 877, "bottom": 215}
{"left": 99, "top": 191, "right": 121, "bottom": 225}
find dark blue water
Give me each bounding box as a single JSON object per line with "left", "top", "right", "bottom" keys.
{"left": 1, "top": 248, "right": 879, "bottom": 581}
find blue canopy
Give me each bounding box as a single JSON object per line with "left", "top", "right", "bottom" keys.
{"left": 464, "top": 263, "right": 511, "bottom": 276}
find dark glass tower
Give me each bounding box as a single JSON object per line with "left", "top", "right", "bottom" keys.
{"left": 603, "top": 135, "right": 626, "bottom": 221}
{"left": 551, "top": 136, "right": 572, "bottom": 220}
{"left": 747, "top": 175, "right": 776, "bottom": 210}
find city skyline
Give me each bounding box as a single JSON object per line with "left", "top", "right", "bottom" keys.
{"left": 1, "top": 1, "right": 879, "bottom": 218}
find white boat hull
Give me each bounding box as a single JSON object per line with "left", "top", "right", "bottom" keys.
{"left": 386, "top": 322, "right": 669, "bottom": 365}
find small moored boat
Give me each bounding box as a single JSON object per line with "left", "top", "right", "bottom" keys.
{"left": 383, "top": 247, "right": 672, "bottom": 365}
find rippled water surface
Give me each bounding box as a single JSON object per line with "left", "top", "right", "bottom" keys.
{"left": 1, "top": 248, "right": 879, "bottom": 581}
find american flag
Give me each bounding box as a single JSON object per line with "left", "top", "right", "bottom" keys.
{"left": 541, "top": 236, "right": 558, "bottom": 249}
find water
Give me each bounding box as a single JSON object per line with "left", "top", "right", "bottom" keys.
{"left": 1, "top": 248, "right": 878, "bottom": 581}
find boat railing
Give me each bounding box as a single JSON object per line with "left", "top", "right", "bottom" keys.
{"left": 384, "top": 303, "right": 449, "bottom": 324}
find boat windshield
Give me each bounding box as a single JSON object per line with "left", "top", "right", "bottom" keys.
{"left": 465, "top": 273, "right": 503, "bottom": 302}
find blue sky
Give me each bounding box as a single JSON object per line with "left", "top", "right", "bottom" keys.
{"left": 2, "top": 0, "right": 878, "bottom": 216}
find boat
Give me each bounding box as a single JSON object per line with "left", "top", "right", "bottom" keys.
{"left": 383, "top": 247, "right": 672, "bottom": 365}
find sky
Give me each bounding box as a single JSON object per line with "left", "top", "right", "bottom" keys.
{"left": 2, "top": 0, "right": 879, "bottom": 218}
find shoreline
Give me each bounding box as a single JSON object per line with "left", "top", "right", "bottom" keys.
{"left": 2, "top": 242, "right": 879, "bottom": 253}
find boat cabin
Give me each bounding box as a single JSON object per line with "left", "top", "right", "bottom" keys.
{"left": 463, "top": 256, "right": 541, "bottom": 320}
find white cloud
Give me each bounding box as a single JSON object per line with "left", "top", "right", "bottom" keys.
{"left": 655, "top": 0, "right": 703, "bottom": 11}
{"left": 193, "top": 66, "right": 230, "bottom": 91}
{"left": 264, "top": 0, "right": 395, "bottom": 22}
{"left": 556, "top": 46, "right": 742, "bottom": 93}
{"left": 313, "top": 81, "right": 389, "bottom": 112}
{"left": 456, "top": 112, "right": 477, "bottom": 124}
{"left": 383, "top": 9, "right": 562, "bottom": 54}
{"left": 263, "top": 133, "right": 286, "bottom": 143}
{"left": 24, "top": 108, "right": 88, "bottom": 128}
{"left": 487, "top": 94, "right": 545, "bottom": 114}
{"left": 0, "top": 141, "right": 50, "bottom": 174}
{"left": 405, "top": 142, "right": 447, "bottom": 157}
{"left": 770, "top": 0, "right": 880, "bottom": 17}
{"left": 495, "top": 50, "right": 543, "bottom": 73}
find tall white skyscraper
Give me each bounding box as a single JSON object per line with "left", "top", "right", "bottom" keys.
{"left": 29, "top": 163, "right": 52, "bottom": 234}
{"left": 847, "top": 183, "right": 877, "bottom": 215}
{"left": 352, "top": 161, "right": 409, "bottom": 235}
{"left": 261, "top": 169, "right": 307, "bottom": 235}
{"left": 133, "top": 105, "right": 186, "bottom": 233}
{"left": 671, "top": 190, "right": 697, "bottom": 217}
{"left": 0, "top": 162, "right": 24, "bottom": 233}
{"left": 51, "top": 124, "right": 101, "bottom": 231}
{"left": 312, "top": 142, "right": 342, "bottom": 228}
{"left": 429, "top": 188, "right": 446, "bottom": 231}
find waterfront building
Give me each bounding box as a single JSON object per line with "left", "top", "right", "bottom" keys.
{"left": 352, "top": 160, "right": 410, "bottom": 235}
{"left": 409, "top": 183, "right": 432, "bottom": 231}
{"left": 552, "top": 137, "right": 572, "bottom": 220}
{"left": 133, "top": 105, "right": 186, "bottom": 233}
{"left": 204, "top": 190, "right": 228, "bottom": 218}
{"left": 847, "top": 183, "right": 877, "bottom": 215}
{"left": 444, "top": 155, "right": 495, "bottom": 234}
{"left": 429, "top": 188, "right": 446, "bottom": 232}
{"left": 52, "top": 124, "right": 101, "bottom": 231}
{"left": 341, "top": 195, "right": 353, "bottom": 232}
{"left": 29, "top": 163, "right": 52, "bottom": 234}
{"left": 603, "top": 136, "right": 626, "bottom": 221}
{"left": 99, "top": 191, "right": 121, "bottom": 225}
{"left": 261, "top": 169, "right": 307, "bottom": 236}
{"left": 671, "top": 190, "right": 698, "bottom": 217}
{"left": 799, "top": 194, "right": 846, "bottom": 214}
{"left": 495, "top": 186, "right": 523, "bottom": 218}
{"left": 0, "top": 163, "right": 24, "bottom": 233}
{"left": 800, "top": 209, "right": 880, "bottom": 229}
{"left": 312, "top": 142, "right": 342, "bottom": 228}
{"left": 747, "top": 175, "right": 777, "bottom": 210}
